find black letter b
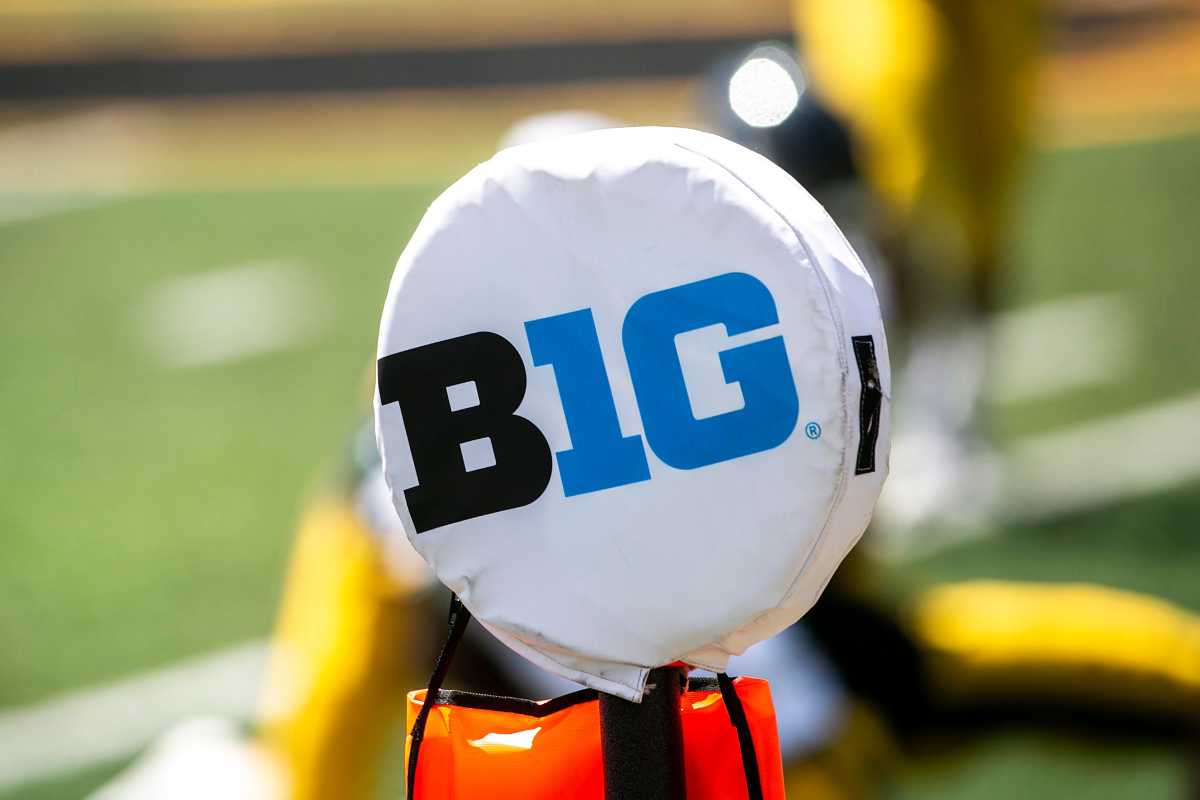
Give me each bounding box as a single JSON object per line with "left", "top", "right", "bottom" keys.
{"left": 378, "top": 332, "right": 552, "bottom": 533}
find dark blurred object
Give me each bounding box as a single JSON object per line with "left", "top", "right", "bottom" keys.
{"left": 0, "top": 35, "right": 792, "bottom": 102}
{"left": 704, "top": 42, "right": 857, "bottom": 195}
{"left": 701, "top": 41, "right": 896, "bottom": 343}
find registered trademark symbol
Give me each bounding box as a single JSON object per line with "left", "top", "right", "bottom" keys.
{"left": 805, "top": 421, "right": 822, "bottom": 440}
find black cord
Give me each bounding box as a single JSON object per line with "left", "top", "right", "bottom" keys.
{"left": 406, "top": 594, "right": 472, "bottom": 799}
{"left": 717, "top": 672, "right": 764, "bottom": 800}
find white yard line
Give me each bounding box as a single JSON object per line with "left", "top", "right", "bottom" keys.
{"left": 137, "top": 261, "right": 327, "bottom": 368}
{"left": 0, "top": 641, "right": 267, "bottom": 793}
{"left": 881, "top": 389, "right": 1200, "bottom": 559}
{"left": 875, "top": 293, "right": 1136, "bottom": 547}
{"left": 991, "top": 293, "right": 1134, "bottom": 405}
{"left": 0, "top": 193, "right": 125, "bottom": 226}
{"left": 1005, "top": 390, "right": 1200, "bottom": 520}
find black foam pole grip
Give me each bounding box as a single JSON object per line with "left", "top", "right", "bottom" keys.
{"left": 598, "top": 666, "right": 687, "bottom": 800}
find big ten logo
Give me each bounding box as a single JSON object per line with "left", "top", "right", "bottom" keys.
{"left": 379, "top": 272, "right": 833, "bottom": 533}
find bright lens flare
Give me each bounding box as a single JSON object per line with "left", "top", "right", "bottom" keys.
{"left": 728, "top": 56, "right": 801, "bottom": 128}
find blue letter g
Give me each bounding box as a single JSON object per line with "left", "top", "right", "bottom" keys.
{"left": 622, "top": 272, "right": 799, "bottom": 470}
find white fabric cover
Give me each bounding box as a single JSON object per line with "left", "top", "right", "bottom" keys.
{"left": 375, "top": 127, "right": 890, "bottom": 701}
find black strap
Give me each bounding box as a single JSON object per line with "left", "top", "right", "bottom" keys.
{"left": 432, "top": 686, "right": 599, "bottom": 717}
{"left": 851, "top": 334, "right": 882, "bottom": 475}
{"left": 717, "top": 672, "right": 765, "bottom": 800}
{"left": 406, "top": 594, "right": 471, "bottom": 799}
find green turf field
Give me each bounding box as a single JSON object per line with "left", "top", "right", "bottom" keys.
{"left": 1, "top": 130, "right": 1198, "bottom": 798}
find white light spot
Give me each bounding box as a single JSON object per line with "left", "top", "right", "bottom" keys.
{"left": 460, "top": 437, "right": 496, "bottom": 472}
{"left": 446, "top": 380, "right": 480, "bottom": 412}
{"left": 468, "top": 727, "right": 541, "bottom": 752}
{"left": 729, "top": 54, "right": 802, "bottom": 128}
{"left": 992, "top": 293, "right": 1134, "bottom": 404}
